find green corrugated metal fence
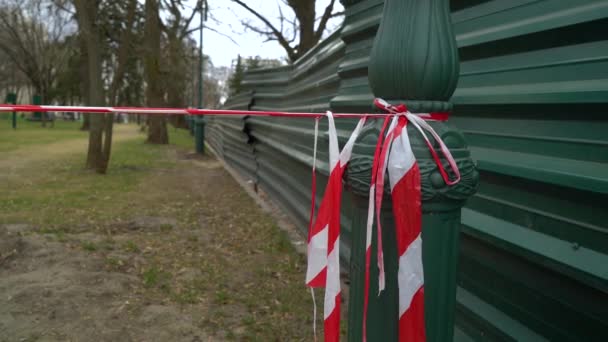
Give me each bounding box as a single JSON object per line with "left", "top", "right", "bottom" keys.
{"left": 209, "top": 0, "right": 608, "bottom": 340}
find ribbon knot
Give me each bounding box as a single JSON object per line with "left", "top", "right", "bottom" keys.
{"left": 373, "top": 98, "right": 460, "bottom": 186}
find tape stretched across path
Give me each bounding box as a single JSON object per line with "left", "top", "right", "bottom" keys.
{"left": 0, "top": 104, "right": 393, "bottom": 118}
{"left": 0, "top": 103, "right": 450, "bottom": 120}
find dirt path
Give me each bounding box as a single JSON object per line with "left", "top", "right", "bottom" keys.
{"left": 0, "top": 141, "right": 319, "bottom": 341}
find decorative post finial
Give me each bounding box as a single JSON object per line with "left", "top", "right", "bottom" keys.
{"left": 368, "top": 0, "right": 460, "bottom": 113}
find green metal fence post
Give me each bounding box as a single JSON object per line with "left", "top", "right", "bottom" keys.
{"left": 194, "top": 1, "right": 208, "bottom": 155}
{"left": 346, "top": 0, "right": 479, "bottom": 340}
{"left": 6, "top": 93, "right": 17, "bottom": 129}
{"left": 194, "top": 117, "right": 205, "bottom": 154}
{"left": 33, "top": 95, "right": 42, "bottom": 121}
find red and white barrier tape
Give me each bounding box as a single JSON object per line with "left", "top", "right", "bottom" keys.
{"left": 306, "top": 111, "right": 366, "bottom": 342}
{"left": 0, "top": 104, "right": 390, "bottom": 118}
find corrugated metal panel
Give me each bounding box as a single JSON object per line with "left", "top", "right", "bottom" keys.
{"left": 449, "top": 2, "right": 608, "bottom": 340}
{"left": 208, "top": 0, "right": 608, "bottom": 340}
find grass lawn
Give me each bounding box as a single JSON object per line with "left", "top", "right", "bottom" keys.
{"left": 0, "top": 120, "right": 319, "bottom": 341}
{"left": 0, "top": 119, "right": 87, "bottom": 152}
{"left": 1, "top": 121, "right": 192, "bottom": 227}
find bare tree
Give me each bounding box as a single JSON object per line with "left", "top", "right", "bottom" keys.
{"left": 0, "top": 50, "right": 29, "bottom": 101}
{"left": 0, "top": 0, "right": 73, "bottom": 111}
{"left": 73, "top": 0, "right": 110, "bottom": 173}
{"left": 162, "top": 0, "right": 203, "bottom": 128}
{"left": 72, "top": 0, "right": 141, "bottom": 172}
{"left": 231, "top": 0, "right": 342, "bottom": 62}
{"left": 101, "top": 0, "right": 139, "bottom": 166}
{"left": 163, "top": 0, "right": 201, "bottom": 106}
{"left": 77, "top": 28, "right": 90, "bottom": 131}
{"left": 106, "top": 0, "right": 138, "bottom": 107}
{"left": 144, "top": 0, "right": 168, "bottom": 144}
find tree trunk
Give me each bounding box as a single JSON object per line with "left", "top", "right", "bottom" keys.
{"left": 81, "top": 113, "right": 90, "bottom": 131}
{"left": 74, "top": 0, "right": 111, "bottom": 173}
{"left": 37, "top": 90, "right": 47, "bottom": 128}
{"left": 144, "top": 0, "right": 168, "bottom": 144}
{"left": 99, "top": 113, "right": 114, "bottom": 171}
{"left": 293, "top": 0, "right": 316, "bottom": 59}
{"left": 86, "top": 115, "right": 104, "bottom": 171}
{"left": 78, "top": 31, "right": 90, "bottom": 131}
{"left": 95, "top": 0, "right": 138, "bottom": 170}
{"left": 109, "top": 0, "right": 137, "bottom": 106}
{"left": 166, "top": 31, "right": 188, "bottom": 129}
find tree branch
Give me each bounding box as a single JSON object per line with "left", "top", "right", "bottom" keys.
{"left": 179, "top": 0, "right": 202, "bottom": 39}
{"left": 230, "top": 0, "right": 296, "bottom": 61}
{"left": 330, "top": 11, "right": 345, "bottom": 18}
{"left": 314, "top": 0, "right": 336, "bottom": 40}
{"left": 205, "top": 25, "right": 239, "bottom": 45}
{"left": 51, "top": 0, "right": 75, "bottom": 15}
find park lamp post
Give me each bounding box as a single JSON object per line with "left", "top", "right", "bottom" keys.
{"left": 194, "top": 0, "right": 208, "bottom": 155}
{"left": 6, "top": 93, "right": 17, "bottom": 129}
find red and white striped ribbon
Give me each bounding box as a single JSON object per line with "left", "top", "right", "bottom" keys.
{"left": 309, "top": 117, "right": 320, "bottom": 341}
{"left": 306, "top": 112, "right": 365, "bottom": 342}
{"left": 359, "top": 99, "right": 460, "bottom": 341}
{"left": 388, "top": 115, "right": 426, "bottom": 341}
{"left": 362, "top": 116, "right": 390, "bottom": 341}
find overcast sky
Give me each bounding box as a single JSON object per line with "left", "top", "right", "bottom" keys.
{"left": 181, "top": 0, "right": 344, "bottom": 67}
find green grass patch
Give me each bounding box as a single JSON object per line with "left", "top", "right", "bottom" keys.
{"left": 168, "top": 126, "right": 193, "bottom": 150}
{"left": 142, "top": 266, "right": 171, "bottom": 290}
{"left": 0, "top": 132, "right": 181, "bottom": 228}
{"left": 105, "top": 257, "right": 124, "bottom": 269}
{"left": 81, "top": 241, "right": 98, "bottom": 252}
{"left": 100, "top": 238, "right": 115, "bottom": 251}
{"left": 123, "top": 240, "right": 140, "bottom": 253}
{"left": 160, "top": 223, "right": 173, "bottom": 232}
{"left": 214, "top": 288, "right": 230, "bottom": 304}
{"left": 0, "top": 120, "right": 85, "bottom": 152}
{"left": 172, "top": 287, "right": 200, "bottom": 304}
